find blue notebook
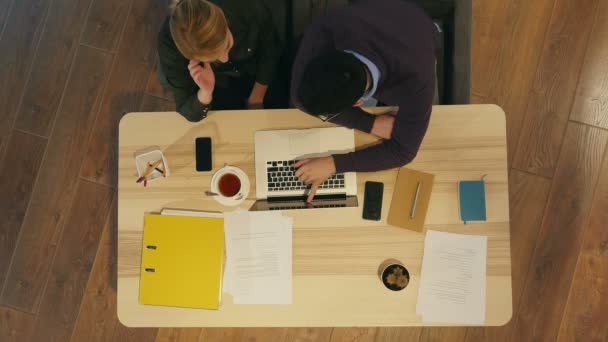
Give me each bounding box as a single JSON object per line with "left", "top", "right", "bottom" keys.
{"left": 458, "top": 179, "right": 487, "bottom": 223}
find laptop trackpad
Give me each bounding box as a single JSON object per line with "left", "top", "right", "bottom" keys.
{"left": 289, "top": 131, "right": 321, "bottom": 156}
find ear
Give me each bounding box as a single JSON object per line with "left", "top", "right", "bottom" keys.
{"left": 353, "top": 99, "right": 364, "bottom": 107}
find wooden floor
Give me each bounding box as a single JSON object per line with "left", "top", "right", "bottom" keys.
{"left": 0, "top": 0, "right": 607, "bottom": 341}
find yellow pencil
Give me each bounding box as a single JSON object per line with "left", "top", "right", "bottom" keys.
{"left": 137, "top": 159, "right": 163, "bottom": 185}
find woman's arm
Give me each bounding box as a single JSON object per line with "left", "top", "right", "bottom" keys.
{"left": 248, "top": 82, "right": 268, "bottom": 108}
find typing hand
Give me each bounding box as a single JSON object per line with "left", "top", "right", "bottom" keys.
{"left": 371, "top": 114, "right": 395, "bottom": 140}
{"left": 188, "top": 60, "right": 215, "bottom": 104}
{"left": 294, "top": 156, "right": 336, "bottom": 203}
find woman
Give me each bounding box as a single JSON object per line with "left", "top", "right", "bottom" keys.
{"left": 157, "top": 0, "right": 281, "bottom": 122}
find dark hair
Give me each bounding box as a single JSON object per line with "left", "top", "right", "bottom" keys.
{"left": 298, "top": 51, "right": 367, "bottom": 115}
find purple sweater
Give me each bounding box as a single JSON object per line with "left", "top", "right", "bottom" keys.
{"left": 291, "top": 0, "right": 439, "bottom": 173}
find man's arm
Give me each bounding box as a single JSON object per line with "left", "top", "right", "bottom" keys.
{"left": 332, "top": 84, "right": 435, "bottom": 173}
{"left": 328, "top": 107, "right": 376, "bottom": 133}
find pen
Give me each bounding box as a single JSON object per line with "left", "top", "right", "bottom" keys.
{"left": 410, "top": 182, "right": 421, "bottom": 219}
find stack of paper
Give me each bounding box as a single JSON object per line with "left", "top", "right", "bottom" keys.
{"left": 416, "top": 230, "right": 487, "bottom": 324}
{"left": 223, "top": 210, "right": 292, "bottom": 304}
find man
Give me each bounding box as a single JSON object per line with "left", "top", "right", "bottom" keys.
{"left": 291, "top": 0, "right": 439, "bottom": 202}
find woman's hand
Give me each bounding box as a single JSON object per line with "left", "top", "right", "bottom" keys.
{"left": 294, "top": 156, "right": 337, "bottom": 202}
{"left": 188, "top": 60, "right": 215, "bottom": 104}
{"left": 247, "top": 82, "right": 268, "bottom": 109}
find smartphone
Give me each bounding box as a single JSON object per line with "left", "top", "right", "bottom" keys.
{"left": 362, "top": 181, "right": 384, "bottom": 221}
{"left": 195, "top": 137, "right": 212, "bottom": 172}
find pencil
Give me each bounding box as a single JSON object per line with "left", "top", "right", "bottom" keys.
{"left": 137, "top": 160, "right": 163, "bottom": 184}
{"left": 148, "top": 162, "right": 165, "bottom": 175}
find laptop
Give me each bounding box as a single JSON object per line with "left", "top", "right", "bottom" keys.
{"left": 251, "top": 127, "right": 359, "bottom": 211}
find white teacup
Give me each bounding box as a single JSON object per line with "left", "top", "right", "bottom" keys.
{"left": 210, "top": 165, "right": 250, "bottom": 206}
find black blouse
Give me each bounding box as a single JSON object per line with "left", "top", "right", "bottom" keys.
{"left": 157, "top": 0, "right": 281, "bottom": 122}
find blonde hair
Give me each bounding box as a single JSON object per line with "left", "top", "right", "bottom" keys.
{"left": 169, "top": 0, "right": 229, "bottom": 60}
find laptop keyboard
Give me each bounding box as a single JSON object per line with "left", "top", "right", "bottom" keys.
{"left": 266, "top": 160, "right": 345, "bottom": 192}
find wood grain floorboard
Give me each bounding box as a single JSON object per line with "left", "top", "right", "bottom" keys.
{"left": 569, "top": 0, "right": 608, "bottom": 130}
{"left": 156, "top": 328, "right": 203, "bottom": 342}
{"left": 0, "top": 135, "right": 5, "bottom": 163}
{"left": 329, "top": 328, "right": 377, "bottom": 342}
{"left": 0, "top": 131, "right": 46, "bottom": 290}
{"left": 112, "top": 322, "right": 158, "bottom": 342}
{"left": 79, "top": 0, "right": 166, "bottom": 187}
{"left": 512, "top": 0, "right": 599, "bottom": 177}
{"left": 469, "top": 0, "right": 511, "bottom": 100}
{"left": 373, "top": 327, "right": 422, "bottom": 342}
{"left": 556, "top": 150, "right": 608, "bottom": 341}
{"left": 14, "top": 0, "right": 95, "bottom": 137}
{"left": 146, "top": 58, "right": 173, "bottom": 101}
{"left": 556, "top": 254, "right": 608, "bottom": 342}
{"left": 418, "top": 328, "right": 467, "bottom": 342}
{"left": 469, "top": 93, "right": 487, "bottom": 105}
{"left": 70, "top": 196, "right": 120, "bottom": 342}
{"left": 0, "top": 306, "right": 35, "bottom": 342}
{"left": 580, "top": 149, "right": 608, "bottom": 257}
{"left": 29, "top": 180, "right": 114, "bottom": 342}
{"left": 0, "top": 0, "right": 13, "bottom": 38}
{"left": 200, "top": 328, "right": 244, "bottom": 342}
{"left": 465, "top": 170, "right": 552, "bottom": 342}
{"left": 140, "top": 94, "right": 175, "bottom": 112}
{"left": 240, "top": 328, "right": 288, "bottom": 342}
{"left": 512, "top": 123, "right": 608, "bottom": 342}
{"left": 0, "top": 45, "right": 113, "bottom": 313}
{"left": 284, "top": 328, "right": 333, "bottom": 342}
{"left": 0, "top": 0, "right": 49, "bottom": 137}
{"left": 505, "top": 170, "right": 553, "bottom": 313}
{"left": 80, "top": 0, "right": 132, "bottom": 52}
{"left": 482, "top": 0, "right": 555, "bottom": 165}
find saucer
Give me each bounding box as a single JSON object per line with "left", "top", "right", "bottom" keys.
{"left": 210, "top": 166, "right": 250, "bottom": 206}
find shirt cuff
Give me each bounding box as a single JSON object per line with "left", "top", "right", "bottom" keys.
{"left": 180, "top": 95, "right": 211, "bottom": 122}
{"left": 356, "top": 112, "right": 376, "bottom": 133}
{"left": 333, "top": 153, "right": 355, "bottom": 173}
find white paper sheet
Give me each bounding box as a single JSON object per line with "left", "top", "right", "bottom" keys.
{"left": 416, "top": 230, "right": 487, "bottom": 324}
{"left": 223, "top": 210, "right": 292, "bottom": 304}
{"left": 160, "top": 208, "right": 223, "bottom": 218}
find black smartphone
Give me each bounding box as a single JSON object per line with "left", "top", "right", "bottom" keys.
{"left": 362, "top": 181, "right": 384, "bottom": 221}
{"left": 195, "top": 137, "right": 212, "bottom": 172}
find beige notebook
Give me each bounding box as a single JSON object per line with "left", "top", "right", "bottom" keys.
{"left": 387, "top": 168, "right": 435, "bottom": 232}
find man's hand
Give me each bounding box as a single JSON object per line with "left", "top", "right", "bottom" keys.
{"left": 188, "top": 60, "right": 215, "bottom": 104}
{"left": 294, "top": 156, "right": 336, "bottom": 203}
{"left": 248, "top": 82, "right": 268, "bottom": 109}
{"left": 371, "top": 114, "right": 396, "bottom": 139}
